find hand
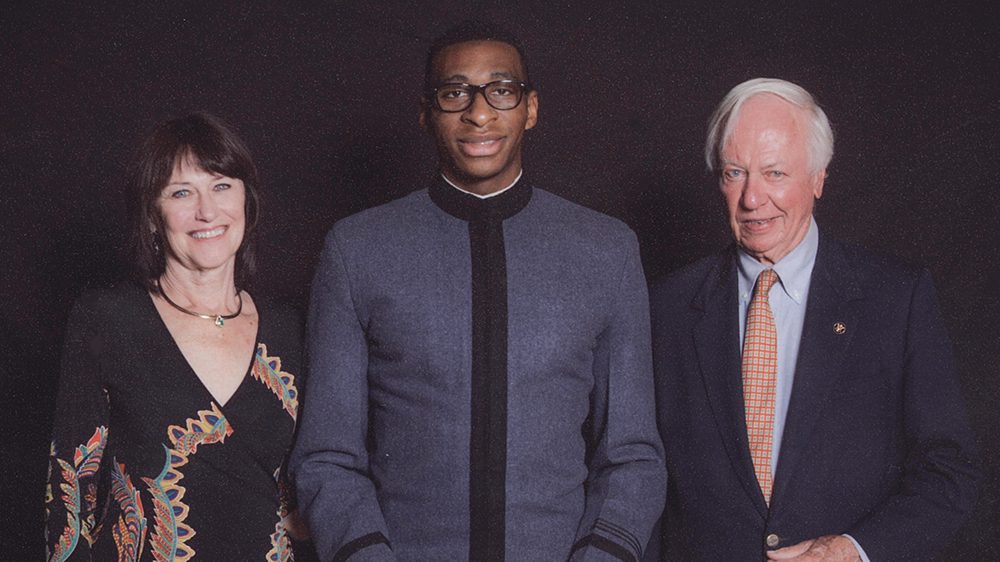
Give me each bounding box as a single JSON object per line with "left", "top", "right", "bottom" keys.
{"left": 766, "top": 535, "right": 861, "bottom": 561}
{"left": 282, "top": 509, "right": 311, "bottom": 541}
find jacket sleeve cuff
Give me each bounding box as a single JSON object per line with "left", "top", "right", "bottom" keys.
{"left": 569, "top": 519, "right": 644, "bottom": 562}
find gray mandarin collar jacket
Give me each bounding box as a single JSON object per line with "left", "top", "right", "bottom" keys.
{"left": 291, "top": 178, "right": 666, "bottom": 562}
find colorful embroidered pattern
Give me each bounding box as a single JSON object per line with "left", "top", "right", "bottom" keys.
{"left": 255, "top": 344, "right": 299, "bottom": 560}
{"left": 267, "top": 467, "right": 294, "bottom": 562}
{"left": 252, "top": 343, "right": 299, "bottom": 420}
{"left": 45, "top": 442, "right": 54, "bottom": 530}
{"left": 111, "top": 460, "right": 148, "bottom": 562}
{"left": 49, "top": 426, "right": 108, "bottom": 562}
{"left": 47, "top": 333, "right": 296, "bottom": 560}
{"left": 142, "top": 404, "right": 232, "bottom": 562}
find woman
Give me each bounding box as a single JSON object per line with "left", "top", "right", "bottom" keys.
{"left": 45, "top": 113, "right": 306, "bottom": 561}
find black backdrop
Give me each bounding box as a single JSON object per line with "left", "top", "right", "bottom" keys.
{"left": 3, "top": 2, "right": 998, "bottom": 558}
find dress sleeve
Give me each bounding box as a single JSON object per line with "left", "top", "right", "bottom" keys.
{"left": 845, "top": 269, "right": 980, "bottom": 560}
{"left": 288, "top": 228, "right": 394, "bottom": 562}
{"left": 45, "top": 297, "right": 111, "bottom": 562}
{"left": 570, "top": 231, "right": 667, "bottom": 562}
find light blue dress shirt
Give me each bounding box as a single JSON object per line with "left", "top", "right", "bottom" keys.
{"left": 737, "top": 217, "right": 818, "bottom": 476}
{"left": 736, "top": 217, "right": 870, "bottom": 561}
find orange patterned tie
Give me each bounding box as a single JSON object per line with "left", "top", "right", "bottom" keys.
{"left": 742, "top": 268, "right": 779, "bottom": 505}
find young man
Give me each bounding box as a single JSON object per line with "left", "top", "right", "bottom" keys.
{"left": 291, "top": 22, "right": 665, "bottom": 562}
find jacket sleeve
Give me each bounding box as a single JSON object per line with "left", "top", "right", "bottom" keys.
{"left": 570, "top": 231, "right": 667, "bottom": 562}
{"left": 846, "top": 269, "right": 980, "bottom": 561}
{"left": 289, "top": 228, "right": 394, "bottom": 562}
{"left": 46, "top": 297, "right": 111, "bottom": 562}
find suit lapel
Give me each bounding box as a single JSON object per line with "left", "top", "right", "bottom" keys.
{"left": 692, "top": 248, "right": 770, "bottom": 518}
{"left": 772, "top": 236, "right": 864, "bottom": 504}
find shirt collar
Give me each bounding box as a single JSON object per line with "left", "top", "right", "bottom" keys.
{"left": 737, "top": 216, "right": 819, "bottom": 304}
{"left": 441, "top": 170, "right": 523, "bottom": 199}
{"left": 429, "top": 172, "right": 532, "bottom": 222}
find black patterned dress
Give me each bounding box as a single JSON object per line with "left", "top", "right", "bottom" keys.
{"left": 45, "top": 284, "right": 303, "bottom": 562}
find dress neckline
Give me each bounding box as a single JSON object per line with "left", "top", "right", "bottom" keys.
{"left": 144, "top": 287, "right": 262, "bottom": 411}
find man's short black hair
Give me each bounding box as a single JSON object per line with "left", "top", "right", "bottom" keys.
{"left": 423, "top": 20, "right": 531, "bottom": 93}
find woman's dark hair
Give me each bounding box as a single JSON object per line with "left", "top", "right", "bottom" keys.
{"left": 128, "top": 112, "right": 260, "bottom": 292}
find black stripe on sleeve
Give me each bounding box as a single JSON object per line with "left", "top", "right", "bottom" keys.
{"left": 332, "top": 532, "right": 391, "bottom": 562}
{"left": 570, "top": 533, "right": 638, "bottom": 562}
{"left": 595, "top": 518, "right": 643, "bottom": 557}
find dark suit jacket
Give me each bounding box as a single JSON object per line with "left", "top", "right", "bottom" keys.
{"left": 649, "top": 233, "right": 978, "bottom": 561}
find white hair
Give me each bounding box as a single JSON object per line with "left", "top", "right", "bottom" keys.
{"left": 705, "top": 78, "right": 834, "bottom": 174}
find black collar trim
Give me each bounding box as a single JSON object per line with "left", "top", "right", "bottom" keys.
{"left": 429, "top": 175, "right": 532, "bottom": 222}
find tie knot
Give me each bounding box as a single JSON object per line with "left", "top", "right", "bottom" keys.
{"left": 756, "top": 269, "right": 779, "bottom": 296}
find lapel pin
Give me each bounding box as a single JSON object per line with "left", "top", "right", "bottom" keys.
{"left": 833, "top": 322, "right": 847, "bottom": 334}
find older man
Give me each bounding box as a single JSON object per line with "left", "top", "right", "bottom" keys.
{"left": 291, "top": 21, "right": 664, "bottom": 562}
{"left": 649, "top": 78, "right": 978, "bottom": 561}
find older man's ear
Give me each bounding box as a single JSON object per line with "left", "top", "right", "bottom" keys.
{"left": 811, "top": 168, "right": 827, "bottom": 200}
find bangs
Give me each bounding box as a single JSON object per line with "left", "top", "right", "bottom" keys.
{"left": 170, "top": 131, "right": 252, "bottom": 183}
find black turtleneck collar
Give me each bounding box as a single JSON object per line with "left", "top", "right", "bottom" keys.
{"left": 429, "top": 175, "right": 532, "bottom": 222}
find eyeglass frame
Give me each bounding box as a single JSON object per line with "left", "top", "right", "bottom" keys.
{"left": 426, "top": 79, "right": 534, "bottom": 113}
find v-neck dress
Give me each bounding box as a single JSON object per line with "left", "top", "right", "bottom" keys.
{"left": 45, "top": 283, "right": 303, "bottom": 562}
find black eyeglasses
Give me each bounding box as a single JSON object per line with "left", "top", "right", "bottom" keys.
{"left": 428, "top": 80, "right": 532, "bottom": 112}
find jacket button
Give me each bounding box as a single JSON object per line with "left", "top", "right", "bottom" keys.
{"left": 766, "top": 533, "right": 780, "bottom": 548}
